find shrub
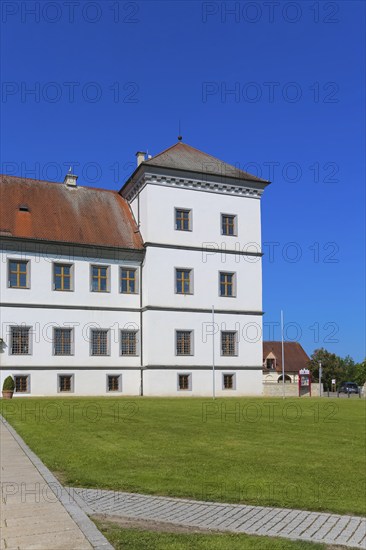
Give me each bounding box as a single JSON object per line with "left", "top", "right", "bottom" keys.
{"left": 3, "top": 376, "right": 15, "bottom": 391}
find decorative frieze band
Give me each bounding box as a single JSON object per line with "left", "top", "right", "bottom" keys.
{"left": 124, "top": 172, "right": 264, "bottom": 202}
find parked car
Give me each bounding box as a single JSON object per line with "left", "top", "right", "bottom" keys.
{"left": 338, "top": 382, "right": 359, "bottom": 394}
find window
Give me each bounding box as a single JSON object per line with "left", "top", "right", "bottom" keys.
{"left": 120, "top": 331, "right": 138, "bottom": 356}
{"left": 54, "top": 263, "right": 73, "bottom": 291}
{"left": 15, "top": 375, "right": 30, "bottom": 393}
{"left": 266, "top": 358, "right": 275, "bottom": 370}
{"left": 91, "top": 265, "right": 109, "bottom": 292}
{"left": 107, "top": 374, "right": 121, "bottom": 392}
{"left": 219, "top": 272, "right": 235, "bottom": 297}
{"left": 58, "top": 375, "right": 73, "bottom": 393}
{"left": 120, "top": 268, "right": 137, "bottom": 294}
{"left": 221, "top": 214, "right": 237, "bottom": 236}
{"left": 54, "top": 328, "right": 73, "bottom": 356}
{"left": 175, "top": 208, "right": 191, "bottom": 231}
{"left": 176, "top": 331, "right": 193, "bottom": 356}
{"left": 223, "top": 373, "right": 236, "bottom": 390}
{"left": 8, "top": 260, "right": 29, "bottom": 289}
{"left": 91, "top": 329, "right": 109, "bottom": 356}
{"left": 221, "top": 331, "right": 238, "bottom": 356}
{"left": 176, "top": 269, "right": 193, "bottom": 294}
{"left": 178, "top": 373, "right": 191, "bottom": 391}
{"left": 11, "top": 327, "right": 31, "bottom": 355}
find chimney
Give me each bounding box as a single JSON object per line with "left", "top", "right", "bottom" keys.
{"left": 135, "top": 151, "right": 146, "bottom": 167}
{"left": 64, "top": 172, "right": 78, "bottom": 187}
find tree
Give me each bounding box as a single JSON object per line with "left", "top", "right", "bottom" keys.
{"left": 309, "top": 349, "right": 366, "bottom": 389}
{"left": 354, "top": 360, "right": 366, "bottom": 387}
{"left": 342, "top": 355, "right": 357, "bottom": 382}
{"left": 308, "top": 348, "right": 344, "bottom": 389}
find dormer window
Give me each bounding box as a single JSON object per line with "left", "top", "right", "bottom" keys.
{"left": 266, "top": 358, "right": 275, "bottom": 370}
{"left": 18, "top": 204, "right": 30, "bottom": 212}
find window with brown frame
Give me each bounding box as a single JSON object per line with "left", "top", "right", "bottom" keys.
{"left": 176, "top": 269, "right": 192, "bottom": 294}
{"left": 8, "top": 260, "right": 29, "bottom": 288}
{"left": 15, "top": 375, "right": 29, "bottom": 393}
{"left": 54, "top": 328, "right": 73, "bottom": 355}
{"left": 59, "top": 375, "right": 73, "bottom": 392}
{"left": 219, "top": 272, "right": 235, "bottom": 297}
{"left": 178, "top": 374, "right": 191, "bottom": 391}
{"left": 120, "top": 268, "right": 137, "bottom": 294}
{"left": 221, "top": 331, "right": 238, "bottom": 356}
{"left": 91, "top": 330, "right": 109, "bottom": 356}
{"left": 223, "top": 373, "right": 235, "bottom": 389}
{"left": 11, "top": 327, "right": 31, "bottom": 355}
{"left": 175, "top": 209, "right": 191, "bottom": 231}
{"left": 120, "top": 331, "right": 138, "bottom": 356}
{"left": 107, "top": 375, "right": 121, "bottom": 392}
{"left": 54, "top": 263, "right": 72, "bottom": 291}
{"left": 221, "top": 214, "right": 237, "bottom": 236}
{"left": 176, "top": 331, "right": 193, "bottom": 356}
{"left": 91, "top": 265, "right": 109, "bottom": 292}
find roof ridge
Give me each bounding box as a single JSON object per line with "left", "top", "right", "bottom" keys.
{"left": 0, "top": 174, "right": 120, "bottom": 196}
{"left": 0, "top": 174, "right": 62, "bottom": 186}
{"left": 145, "top": 141, "right": 243, "bottom": 170}
{"left": 143, "top": 142, "right": 182, "bottom": 163}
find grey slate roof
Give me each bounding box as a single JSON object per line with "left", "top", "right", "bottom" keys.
{"left": 142, "top": 142, "right": 269, "bottom": 183}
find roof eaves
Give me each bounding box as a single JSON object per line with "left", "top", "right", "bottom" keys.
{"left": 143, "top": 163, "right": 270, "bottom": 185}
{"left": 0, "top": 234, "right": 145, "bottom": 252}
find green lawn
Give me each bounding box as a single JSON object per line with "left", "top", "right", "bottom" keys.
{"left": 1, "top": 397, "right": 365, "bottom": 515}
{"left": 94, "top": 520, "right": 326, "bottom": 550}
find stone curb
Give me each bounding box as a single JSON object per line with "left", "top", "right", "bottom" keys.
{"left": 0, "top": 415, "right": 113, "bottom": 550}
{"left": 71, "top": 487, "right": 366, "bottom": 549}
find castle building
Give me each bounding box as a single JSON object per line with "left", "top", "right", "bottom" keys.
{"left": 0, "top": 142, "right": 270, "bottom": 396}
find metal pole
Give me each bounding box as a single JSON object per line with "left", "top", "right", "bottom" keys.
{"left": 281, "top": 310, "right": 285, "bottom": 399}
{"left": 212, "top": 305, "right": 215, "bottom": 400}
{"left": 319, "top": 361, "right": 322, "bottom": 398}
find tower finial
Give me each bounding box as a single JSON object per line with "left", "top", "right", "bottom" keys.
{"left": 178, "top": 120, "right": 182, "bottom": 141}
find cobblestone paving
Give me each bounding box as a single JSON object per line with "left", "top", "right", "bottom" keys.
{"left": 0, "top": 419, "right": 112, "bottom": 550}
{"left": 71, "top": 488, "right": 366, "bottom": 549}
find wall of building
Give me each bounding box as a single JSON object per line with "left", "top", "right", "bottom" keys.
{"left": 143, "top": 368, "right": 262, "bottom": 397}
{"left": 263, "top": 372, "right": 298, "bottom": 384}
{"left": 134, "top": 182, "right": 262, "bottom": 251}
{"left": 142, "top": 247, "right": 262, "bottom": 312}
{"left": 134, "top": 176, "right": 264, "bottom": 396}
{"left": 0, "top": 368, "right": 141, "bottom": 397}
{"left": 142, "top": 310, "right": 262, "bottom": 368}
{"left": 1, "top": 306, "right": 141, "bottom": 369}
{"left": 1, "top": 247, "right": 141, "bottom": 309}
{"left": 1, "top": 247, "right": 142, "bottom": 398}
{"left": 263, "top": 383, "right": 323, "bottom": 397}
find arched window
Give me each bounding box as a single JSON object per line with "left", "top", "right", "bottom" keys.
{"left": 278, "top": 374, "right": 292, "bottom": 383}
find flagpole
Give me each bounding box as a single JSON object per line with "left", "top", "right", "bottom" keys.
{"left": 281, "top": 310, "right": 285, "bottom": 399}
{"left": 212, "top": 305, "right": 215, "bottom": 400}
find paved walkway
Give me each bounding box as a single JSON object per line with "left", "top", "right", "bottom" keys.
{"left": 0, "top": 418, "right": 112, "bottom": 550}
{"left": 72, "top": 488, "right": 366, "bottom": 549}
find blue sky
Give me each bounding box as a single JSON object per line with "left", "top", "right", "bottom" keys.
{"left": 1, "top": 1, "right": 365, "bottom": 361}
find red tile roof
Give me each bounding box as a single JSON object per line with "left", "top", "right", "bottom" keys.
{"left": 263, "top": 342, "right": 310, "bottom": 373}
{"left": 0, "top": 175, "right": 143, "bottom": 250}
